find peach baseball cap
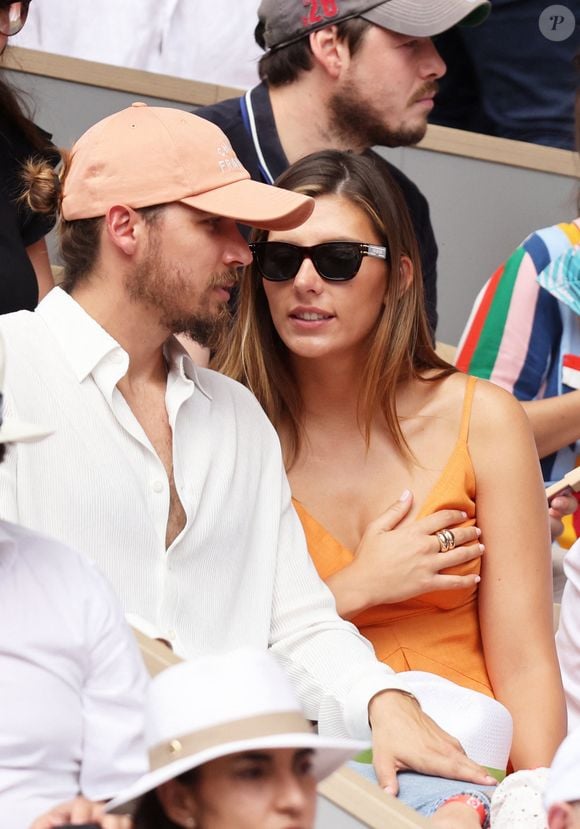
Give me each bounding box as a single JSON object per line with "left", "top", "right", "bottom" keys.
{"left": 61, "top": 103, "right": 314, "bottom": 230}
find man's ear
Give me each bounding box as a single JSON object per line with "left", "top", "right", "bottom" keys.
{"left": 547, "top": 802, "right": 576, "bottom": 829}
{"left": 105, "top": 205, "right": 144, "bottom": 257}
{"left": 309, "top": 26, "right": 351, "bottom": 79}
{"left": 156, "top": 779, "right": 199, "bottom": 829}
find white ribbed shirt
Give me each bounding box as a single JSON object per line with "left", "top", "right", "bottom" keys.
{"left": 556, "top": 539, "right": 580, "bottom": 732}
{"left": 0, "top": 288, "right": 411, "bottom": 740}
{"left": 0, "top": 520, "right": 148, "bottom": 829}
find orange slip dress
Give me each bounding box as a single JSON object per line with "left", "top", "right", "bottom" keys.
{"left": 293, "top": 375, "right": 494, "bottom": 698}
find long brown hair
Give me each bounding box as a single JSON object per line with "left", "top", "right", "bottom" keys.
{"left": 0, "top": 76, "right": 50, "bottom": 150}
{"left": 212, "top": 150, "right": 454, "bottom": 467}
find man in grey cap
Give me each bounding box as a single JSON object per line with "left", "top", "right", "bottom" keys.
{"left": 196, "top": 0, "right": 491, "bottom": 336}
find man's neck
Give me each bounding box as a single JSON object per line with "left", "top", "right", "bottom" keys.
{"left": 70, "top": 277, "right": 169, "bottom": 384}
{"left": 268, "top": 78, "right": 366, "bottom": 163}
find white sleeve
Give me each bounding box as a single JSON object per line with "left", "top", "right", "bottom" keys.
{"left": 79, "top": 566, "right": 149, "bottom": 799}
{"left": 556, "top": 539, "right": 580, "bottom": 733}
{"left": 269, "top": 466, "right": 413, "bottom": 741}
{"left": 0, "top": 392, "right": 21, "bottom": 523}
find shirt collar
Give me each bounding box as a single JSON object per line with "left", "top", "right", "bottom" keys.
{"left": 36, "top": 287, "right": 212, "bottom": 399}
{"left": 164, "top": 336, "right": 213, "bottom": 401}
{"left": 36, "top": 288, "right": 122, "bottom": 382}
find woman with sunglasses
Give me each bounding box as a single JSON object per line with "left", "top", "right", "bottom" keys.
{"left": 0, "top": 0, "right": 56, "bottom": 314}
{"left": 213, "top": 150, "right": 565, "bottom": 777}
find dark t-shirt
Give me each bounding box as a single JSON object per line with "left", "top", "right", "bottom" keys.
{"left": 0, "top": 118, "right": 56, "bottom": 314}
{"left": 196, "top": 83, "right": 439, "bottom": 334}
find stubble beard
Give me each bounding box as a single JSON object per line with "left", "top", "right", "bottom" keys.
{"left": 328, "top": 79, "right": 437, "bottom": 150}
{"left": 127, "top": 251, "right": 238, "bottom": 349}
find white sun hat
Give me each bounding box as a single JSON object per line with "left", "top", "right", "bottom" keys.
{"left": 106, "top": 648, "right": 367, "bottom": 815}
{"left": 404, "top": 671, "right": 513, "bottom": 780}
{"left": 544, "top": 728, "right": 580, "bottom": 809}
{"left": 0, "top": 334, "right": 52, "bottom": 444}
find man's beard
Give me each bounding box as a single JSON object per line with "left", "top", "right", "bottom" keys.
{"left": 126, "top": 250, "right": 238, "bottom": 349}
{"left": 328, "top": 80, "right": 437, "bottom": 149}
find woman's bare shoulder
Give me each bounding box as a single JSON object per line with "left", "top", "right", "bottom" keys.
{"left": 469, "top": 374, "right": 530, "bottom": 429}
{"left": 419, "top": 371, "right": 530, "bottom": 434}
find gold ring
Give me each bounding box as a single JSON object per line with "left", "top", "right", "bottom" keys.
{"left": 442, "top": 529, "right": 456, "bottom": 551}
{"left": 435, "top": 530, "right": 450, "bottom": 552}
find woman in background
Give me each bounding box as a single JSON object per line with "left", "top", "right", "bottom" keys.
{"left": 0, "top": 0, "right": 55, "bottom": 312}
{"left": 105, "top": 649, "right": 363, "bottom": 829}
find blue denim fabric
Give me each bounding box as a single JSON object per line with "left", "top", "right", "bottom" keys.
{"left": 348, "top": 760, "right": 493, "bottom": 823}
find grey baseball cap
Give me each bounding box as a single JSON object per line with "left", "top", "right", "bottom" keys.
{"left": 259, "top": 0, "right": 491, "bottom": 51}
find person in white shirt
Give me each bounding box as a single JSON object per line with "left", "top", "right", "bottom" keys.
{"left": 556, "top": 533, "right": 580, "bottom": 732}
{"left": 0, "top": 334, "right": 148, "bottom": 829}
{"left": 0, "top": 103, "right": 496, "bottom": 810}
{"left": 14, "top": 0, "right": 261, "bottom": 89}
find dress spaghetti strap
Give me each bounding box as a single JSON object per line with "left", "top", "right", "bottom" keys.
{"left": 459, "top": 375, "right": 477, "bottom": 444}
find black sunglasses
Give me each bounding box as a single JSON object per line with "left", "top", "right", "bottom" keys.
{"left": 0, "top": 1, "right": 30, "bottom": 36}
{"left": 249, "top": 241, "right": 389, "bottom": 283}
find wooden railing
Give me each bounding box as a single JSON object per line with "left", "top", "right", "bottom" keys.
{"left": 4, "top": 46, "right": 577, "bottom": 178}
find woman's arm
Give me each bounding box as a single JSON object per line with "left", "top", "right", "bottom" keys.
{"left": 470, "top": 380, "right": 567, "bottom": 769}
{"left": 522, "top": 393, "right": 580, "bottom": 460}
{"left": 26, "top": 237, "right": 54, "bottom": 301}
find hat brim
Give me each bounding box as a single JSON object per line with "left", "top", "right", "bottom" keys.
{"left": 0, "top": 420, "right": 53, "bottom": 444}
{"left": 106, "top": 733, "right": 367, "bottom": 815}
{"left": 180, "top": 178, "right": 314, "bottom": 231}
{"left": 362, "top": 0, "right": 491, "bottom": 36}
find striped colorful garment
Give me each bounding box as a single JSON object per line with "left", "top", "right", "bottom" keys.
{"left": 456, "top": 220, "right": 580, "bottom": 545}
{"left": 537, "top": 244, "right": 580, "bottom": 313}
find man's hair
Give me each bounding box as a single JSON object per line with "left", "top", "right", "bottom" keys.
{"left": 19, "top": 151, "right": 163, "bottom": 291}
{"left": 213, "top": 149, "right": 454, "bottom": 468}
{"left": 255, "top": 17, "right": 371, "bottom": 87}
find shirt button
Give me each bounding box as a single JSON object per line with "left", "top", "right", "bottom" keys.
{"left": 167, "top": 629, "right": 177, "bottom": 640}
{"left": 152, "top": 480, "right": 164, "bottom": 493}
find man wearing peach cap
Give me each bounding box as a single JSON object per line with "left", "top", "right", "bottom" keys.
{"left": 0, "top": 104, "right": 495, "bottom": 813}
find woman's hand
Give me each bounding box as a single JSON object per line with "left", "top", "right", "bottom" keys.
{"left": 29, "top": 797, "right": 132, "bottom": 829}
{"left": 326, "top": 491, "right": 483, "bottom": 617}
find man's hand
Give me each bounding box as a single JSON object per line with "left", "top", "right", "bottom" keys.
{"left": 368, "top": 691, "right": 498, "bottom": 796}
{"left": 548, "top": 492, "right": 578, "bottom": 541}
{"left": 29, "top": 797, "right": 132, "bottom": 829}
